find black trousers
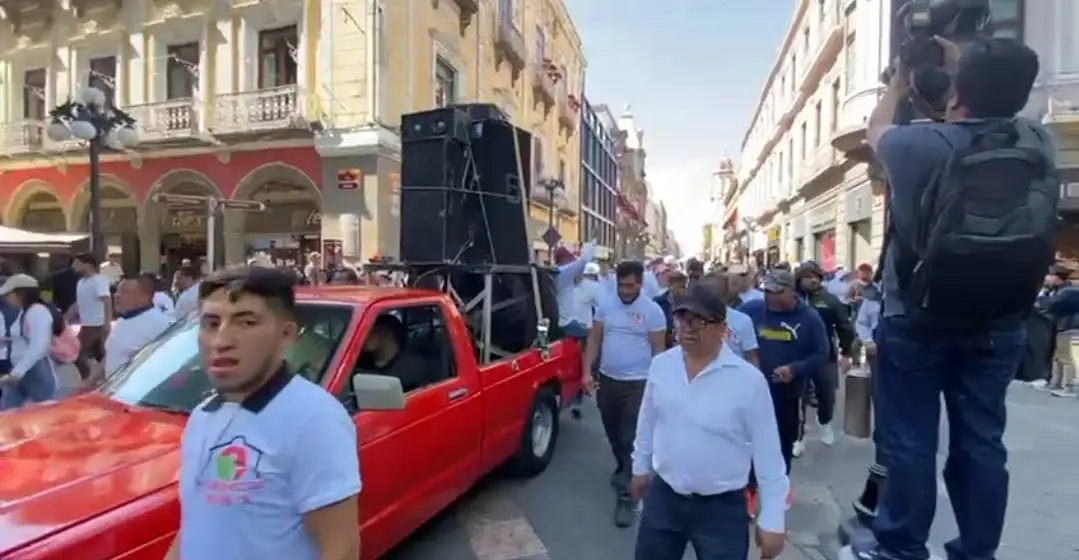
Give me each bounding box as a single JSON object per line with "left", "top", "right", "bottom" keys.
{"left": 597, "top": 374, "right": 646, "bottom": 491}
{"left": 770, "top": 381, "right": 802, "bottom": 473}
{"left": 799, "top": 362, "right": 838, "bottom": 438}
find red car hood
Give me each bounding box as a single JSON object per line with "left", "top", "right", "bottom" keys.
{"left": 0, "top": 394, "right": 183, "bottom": 553}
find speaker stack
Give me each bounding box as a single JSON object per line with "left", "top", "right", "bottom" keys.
{"left": 399, "top": 106, "right": 533, "bottom": 266}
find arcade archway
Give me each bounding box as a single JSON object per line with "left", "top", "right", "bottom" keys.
{"left": 5, "top": 181, "right": 69, "bottom": 232}
{"left": 69, "top": 176, "right": 140, "bottom": 273}
{"left": 230, "top": 163, "right": 321, "bottom": 265}
{"left": 141, "top": 168, "right": 223, "bottom": 274}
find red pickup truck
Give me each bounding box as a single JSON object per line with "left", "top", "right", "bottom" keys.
{"left": 0, "top": 286, "right": 583, "bottom": 559}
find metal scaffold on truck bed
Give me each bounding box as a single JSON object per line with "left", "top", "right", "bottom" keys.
{"left": 363, "top": 262, "right": 556, "bottom": 365}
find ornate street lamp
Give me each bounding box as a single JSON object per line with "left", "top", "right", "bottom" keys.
{"left": 46, "top": 86, "right": 139, "bottom": 258}
{"left": 535, "top": 177, "right": 567, "bottom": 263}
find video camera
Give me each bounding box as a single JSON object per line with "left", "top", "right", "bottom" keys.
{"left": 887, "top": 0, "right": 993, "bottom": 119}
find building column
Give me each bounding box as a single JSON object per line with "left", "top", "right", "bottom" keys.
{"left": 223, "top": 210, "right": 245, "bottom": 265}
{"left": 139, "top": 203, "right": 163, "bottom": 272}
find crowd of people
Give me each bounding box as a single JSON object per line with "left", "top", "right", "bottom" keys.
{"left": 550, "top": 244, "right": 878, "bottom": 559}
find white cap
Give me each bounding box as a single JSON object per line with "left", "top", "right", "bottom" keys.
{"left": 0, "top": 273, "right": 39, "bottom": 296}
{"left": 583, "top": 262, "right": 601, "bottom": 275}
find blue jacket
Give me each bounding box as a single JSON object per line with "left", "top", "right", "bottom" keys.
{"left": 1037, "top": 285, "right": 1079, "bottom": 332}
{"left": 739, "top": 298, "right": 829, "bottom": 381}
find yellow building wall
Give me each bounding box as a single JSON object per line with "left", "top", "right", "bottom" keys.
{"left": 384, "top": 0, "right": 584, "bottom": 248}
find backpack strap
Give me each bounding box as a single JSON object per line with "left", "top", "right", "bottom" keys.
{"left": 871, "top": 125, "right": 955, "bottom": 285}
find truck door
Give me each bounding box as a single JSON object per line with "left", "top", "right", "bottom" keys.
{"left": 350, "top": 299, "right": 482, "bottom": 556}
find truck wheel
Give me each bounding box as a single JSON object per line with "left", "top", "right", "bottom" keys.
{"left": 508, "top": 387, "right": 560, "bottom": 477}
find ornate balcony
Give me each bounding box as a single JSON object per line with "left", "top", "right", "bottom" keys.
{"left": 531, "top": 56, "right": 556, "bottom": 111}
{"left": 0, "top": 119, "right": 44, "bottom": 155}
{"left": 557, "top": 88, "right": 578, "bottom": 132}
{"left": 494, "top": 2, "right": 526, "bottom": 77}
{"left": 798, "top": 12, "right": 843, "bottom": 93}
{"left": 450, "top": 0, "right": 478, "bottom": 32}
{"left": 797, "top": 147, "right": 840, "bottom": 191}
{"left": 210, "top": 85, "right": 308, "bottom": 136}
{"left": 125, "top": 98, "right": 200, "bottom": 142}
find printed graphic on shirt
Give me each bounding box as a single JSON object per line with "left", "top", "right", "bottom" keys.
{"left": 758, "top": 321, "right": 802, "bottom": 342}
{"left": 199, "top": 436, "right": 267, "bottom": 505}
{"left": 627, "top": 311, "right": 644, "bottom": 325}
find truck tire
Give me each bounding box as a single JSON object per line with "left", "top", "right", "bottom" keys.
{"left": 507, "top": 387, "right": 560, "bottom": 477}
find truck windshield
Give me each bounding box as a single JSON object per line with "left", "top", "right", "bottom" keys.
{"left": 99, "top": 302, "right": 356, "bottom": 412}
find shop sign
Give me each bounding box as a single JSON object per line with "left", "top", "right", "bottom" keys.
{"left": 766, "top": 226, "right": 780, "bottom": 247}
{"left": 337, "top": 169, "right": 362, "bottom": 190}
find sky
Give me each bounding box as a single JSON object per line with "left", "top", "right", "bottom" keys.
{"left": 564, "top": 0, "right": 795, "bottom": 255}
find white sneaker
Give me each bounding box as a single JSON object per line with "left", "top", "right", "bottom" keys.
{"left": 1029, "top": 379, "right": 1048, "bottom": 389}
{"left": 792, "top": 439, "right": 805, "bottom": 457}
{"left": 820, "top": 423, "right": 835, "bottom": 445}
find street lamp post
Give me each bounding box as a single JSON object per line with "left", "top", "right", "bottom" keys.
{"left": 46, "top": 87, "right": 139, "bottom": 259}
{"left": 536, "top": 177, "right": 567, "bottom": 263}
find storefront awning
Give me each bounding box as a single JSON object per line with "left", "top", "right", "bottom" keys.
{"left": 0, "top": 226, "right": 90, "bottom": 253}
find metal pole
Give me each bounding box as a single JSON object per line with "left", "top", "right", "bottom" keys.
{"left": 206, "top": 198, "right": 217, "bottom": 271}
{"left": 88, "top": 138, "right": 104, "bottom": 259}
{"left": 547, "top": 189, "right": 555, "bottom": 263}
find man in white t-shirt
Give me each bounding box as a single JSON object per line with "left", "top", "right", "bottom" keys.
{"left": 69, "top": 252, "right": 113, "bottom": 380}
{"left": 94, "top": 275, "right": 173, "bottom": 384}
{"left": 172, "top": 265, "right": 203, "bottom": 320}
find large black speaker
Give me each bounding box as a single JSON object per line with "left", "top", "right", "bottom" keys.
{"left": 469, "top": 119, "right": 533, "bottom": 266}
{"left": 400, "top": 187, "right": 483, "bottom": 264}
{"left": 401, "top": 107, "right": 471, "bottom": 143}
{"left": 400, "top": 110, "right": 534, "bottom": 266}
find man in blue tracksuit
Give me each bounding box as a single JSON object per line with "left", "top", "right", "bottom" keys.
{"left": 740, "top": 269, "right": 829, "bottom": 472}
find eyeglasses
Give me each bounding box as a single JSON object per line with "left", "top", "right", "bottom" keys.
{"left": 674, "top": 313, "right": 720, "bottom": 331}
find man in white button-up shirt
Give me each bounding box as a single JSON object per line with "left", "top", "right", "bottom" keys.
{"left": 631, "top": 285, "right": 789, "bottom": 560}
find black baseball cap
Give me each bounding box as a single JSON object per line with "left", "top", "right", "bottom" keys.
{"left": 762, "top": 270, "right": 796, "bottom": 293}
{"left": 674, "top": 285, "right": 728, "bottom": 322}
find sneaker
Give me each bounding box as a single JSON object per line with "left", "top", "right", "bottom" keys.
{"left": 792, "top": 439, "right": 806, "bottom": 457}
{"left": 614, "top": 496, "right": 635, "bottom": 528}
{"left": 1051, "top": 387, "right": 1079, "bottom": 398}
{"left": 820, "top": 422, "right": 835, "bottom": 445}
{"left": 1029, "top": 379, "right": 1048, "bottom": 389}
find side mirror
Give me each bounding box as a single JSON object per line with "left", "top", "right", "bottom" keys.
{"left": 351, "top": 373, "right": 405, "bottom": 411}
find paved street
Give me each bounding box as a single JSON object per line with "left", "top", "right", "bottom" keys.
{"left": 56, "top": 365, "right": 1077, "bottom": 559}
{"left": 383, "top": 383, "right": 1079, "bottom": 560}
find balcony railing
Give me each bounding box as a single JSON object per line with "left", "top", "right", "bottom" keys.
{"left": 210, "top": 85, "right": 306, "bottom": 135}
{"left": 0, "top": 119, "right": 45, "bottom": 155}
{"left": 125, "top": 98, "right": 200, "bottom": 142}
{"left": 494, "top": 5, "right": 526, "bottom": 72}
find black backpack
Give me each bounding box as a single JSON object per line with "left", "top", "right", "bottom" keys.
{"left": 883, "top": 120, "right": 1059, "bottom": 326}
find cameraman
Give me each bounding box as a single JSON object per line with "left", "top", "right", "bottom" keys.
{"left": 848, "top": 37, "right": 1053, "bottom": 560}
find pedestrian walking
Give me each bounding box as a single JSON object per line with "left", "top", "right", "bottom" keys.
{"left": 792, "top": 261, "right": 855, "bottom": 454}
{"left": 0, "top": 274, "right": 63, "bottom": 410}
{"left": 583, "top": 260, "right": 667, "bottom": 527}
{"left": 91, "top": 276, "right": 173, "bottom": 385}
{"left": 68, "top": 252, "right": 113, "bottom": 380}
{"left": 697, "top": 272, "right": 760, "bottom": 368}
{"left": 631, "top": 285, "right": 789, "bottom": 560}
{"left": 739, "top": 270, "right": 829, "bottom": 473}
{"left": 166, "top": 266, "right": 360, "bottom": 560}
{"left": 172, "top": 265, "right": 203, "bottom": 320}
